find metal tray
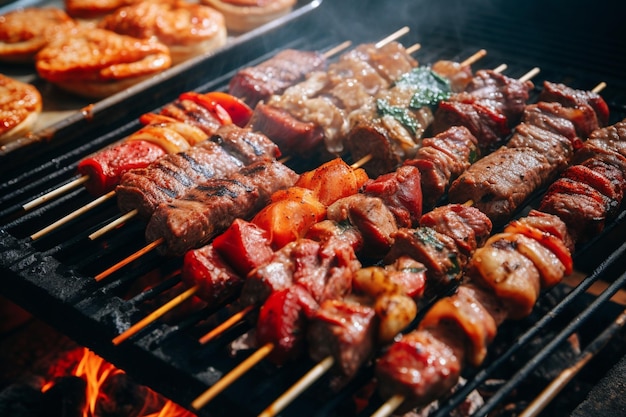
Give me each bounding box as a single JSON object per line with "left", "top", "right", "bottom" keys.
{"left": 0, "top": 0, "right": 323, "bottom": 160}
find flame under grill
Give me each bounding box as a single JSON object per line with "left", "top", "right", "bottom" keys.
{"left": 2, "top": 0, "right": 626, "bottom": 416}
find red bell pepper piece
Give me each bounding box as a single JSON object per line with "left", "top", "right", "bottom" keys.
{"left": 212, "top": 218, "right": 274, "bottom": 276}
{"left": 179, "top": 91, "right": 234, "bottom": 126}
{"left": 77, "top": 140, "right": 166, "bottom": 195}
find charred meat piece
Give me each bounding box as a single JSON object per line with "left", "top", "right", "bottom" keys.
{"left": 181, "top": 219, "right": 274, "bottom": 306}
{"left": 448, "top": 146, "right": 553, "bottom": 226}
{"left": 433, "top": 69, "right": 534, "bottom": 152}
{"left": 228, "top": 49, "right": 327, "bottom": 108}
{"left": 158, "top": 97, "right": 225, "bottom": 135}
{"left": 539, "top": 80, "right": 609, "bottom": 127}
{"left": 307, "top": 298, "right": 377, "bottom": 388}
{"left": 459, "top": 69, "right": 534, "bottom": 123}
{"left": 117, "top": 125, "right": 280, "bottom": 217}
{"left": 540, "top": 119, "right": 626, "bottom": 242}
{"left": 432, "top": 100, "right": 510, "bottom": 153}
{"left": 384, "top": 226, "right": 463, "bottom": 297}
{"left": 240, "top": 235, "right": 360, "bottom": 307}
{"left": 406, "top": 126, "right": 479, "bottom": 209}
{"left": 181, "top": 244, "right": 242, "bottom": 306}
{"left": 145, "top": 159, "right": 298, "bottom": 256}
{"left": 419, "top": 203, "right": 492, "bottom": 258}
{"left": 256, "top": 285, "right": 320, "bottom": 365}
{"left": 375, "top": 327, "right": 463, "bottom": 412}
{"left": 326, "top": 194, "right": 399, "bottom": 259}
{"left": 362, "top": 164, "right": 423, "bottom": 228}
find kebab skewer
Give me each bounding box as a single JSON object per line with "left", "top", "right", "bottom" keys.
{"left": 90, "top": 50, "right": 491, "bottom": 281}
{"left": 190, "top": 199, "right": 493, "bottom": 411}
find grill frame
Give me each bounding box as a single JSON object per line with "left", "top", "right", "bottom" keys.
{"left": 2, "top": 0, "right": 626, "bottom": 416}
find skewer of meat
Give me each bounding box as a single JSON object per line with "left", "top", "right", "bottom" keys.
{"left": 110, "top": 156, "right": 375, "bottom": 344}
{"left": 89, "top": 50, "right": 489, "bottom": 282}
{"left": 248, "top": 203, "right": 492, "bottom": 417}
{"left": 370, "top": 115, "right": 626, "bottom": 417}
{"left": 447, "top": 81, "right": 609, "bottom": 226}
{"left": 345, "top": 65, "right": 536, "bottom": 178}
{"left": 189, "top": 202, "right": 492, "bottom": 412}
{"left": 189, "top": 77, "right": 600, "bottom": 412}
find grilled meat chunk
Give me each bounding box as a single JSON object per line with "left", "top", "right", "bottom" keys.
{"left": 307, "top": 298, "right": 377, "bottom": 388}
{"left": 362, "top": 164, "right": 423, "bottom": 227}
{"left": 448, "top": 146, "right": 553, "bottom": 226}
{"left": 117, "top": 125, "right": 280, "bottom": 218}
{"left": 406, "top": 126, "right": 479, "bottom": 209}
{"left": 241, "top": 235, "right": 360, "bottom": 307}
{"left": 228, "top": 49, "right": 327, "bottom": 107}
{"left": 326, "top": 194, "right": 399, "bottom": 259}
{"left": 419, "top": 203, "right": 492, "bottom": 258}
{"left": 145, "top": 159, "right": 298, "bottom": 256}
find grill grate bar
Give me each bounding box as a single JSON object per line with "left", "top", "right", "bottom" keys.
{"left": 476, "top": 270, "right": 626, "bottom": 417}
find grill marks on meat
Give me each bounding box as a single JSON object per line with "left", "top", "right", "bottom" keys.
{"left": 448, "top": 82, "right": 608, "bottom": 226}
{"left": 117, "top": 124, "right": 280, "bottom": 217}
{"left": 540, "top": 118, "right": 626, "bottom": 242}
{"left": 375, "top": 210, "right": 573, "bottom": 412}
{"left": 145, "top": 160, "right": 298, "bottom": 256}
{"left": 228, "top": 49, "right": 327, "bottom": 108}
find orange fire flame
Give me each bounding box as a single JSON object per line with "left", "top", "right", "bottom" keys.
{"left": 43, "top": 347, "right": 195, "bottom": 417}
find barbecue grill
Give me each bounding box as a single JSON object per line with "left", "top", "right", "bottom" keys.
{"left": 1, "top": 0, "right": 626, "bottom": 416}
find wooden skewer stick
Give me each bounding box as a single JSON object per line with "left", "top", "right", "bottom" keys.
{"left": 22, "top": 175, "right": 90, "bottom": 211}
{"left": 89, "top": 208, "right": 138, "bottom": 241}
{"left": 30, "top": 190, "right": 117, "bottom": 241}
{"left": 370, "top": 393, "right": 405, "bottom": 417}
{"left": 518, "top": 308, "right": 626, "bottom": 417}
{"left": 323, "top": 40, "right": 352, "bottom": 58}
{"left": 112, "top": 285, "right": 199, "bottom": 345}
{"left": 199, "top": 304, "right": 256, "bottom": 344}
{"left": 461, "top": 48, "right": 487, "bottom": 67}
{"left": 94, "top": 237, "right": 164, "bottom": 282}
{"left": 258, "top": 355, "right": 335, "bottom": 417}
{"left": 406, "top": 43, "right": 421, "bottom": 55}
{"left": 375, "top": 26, "right": 410, "bottom": 49}
{"left": 191, "top": 342, "right": 275, "bottom": 411}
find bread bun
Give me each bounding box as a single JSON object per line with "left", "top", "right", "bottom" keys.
{"left": 0, "top": 8, "right": 77, "bottom": 63}
{"left": 0, "top": 74, "right": 42, "bottom": 144}
{"left": 99, "top": 0, "right": 227, "bottom": 65}
{"left": 201, "top": 0, "right": 296, "bottom": 33}
{"left": 35, "top": 28, "right": 171, "bottom": 99}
